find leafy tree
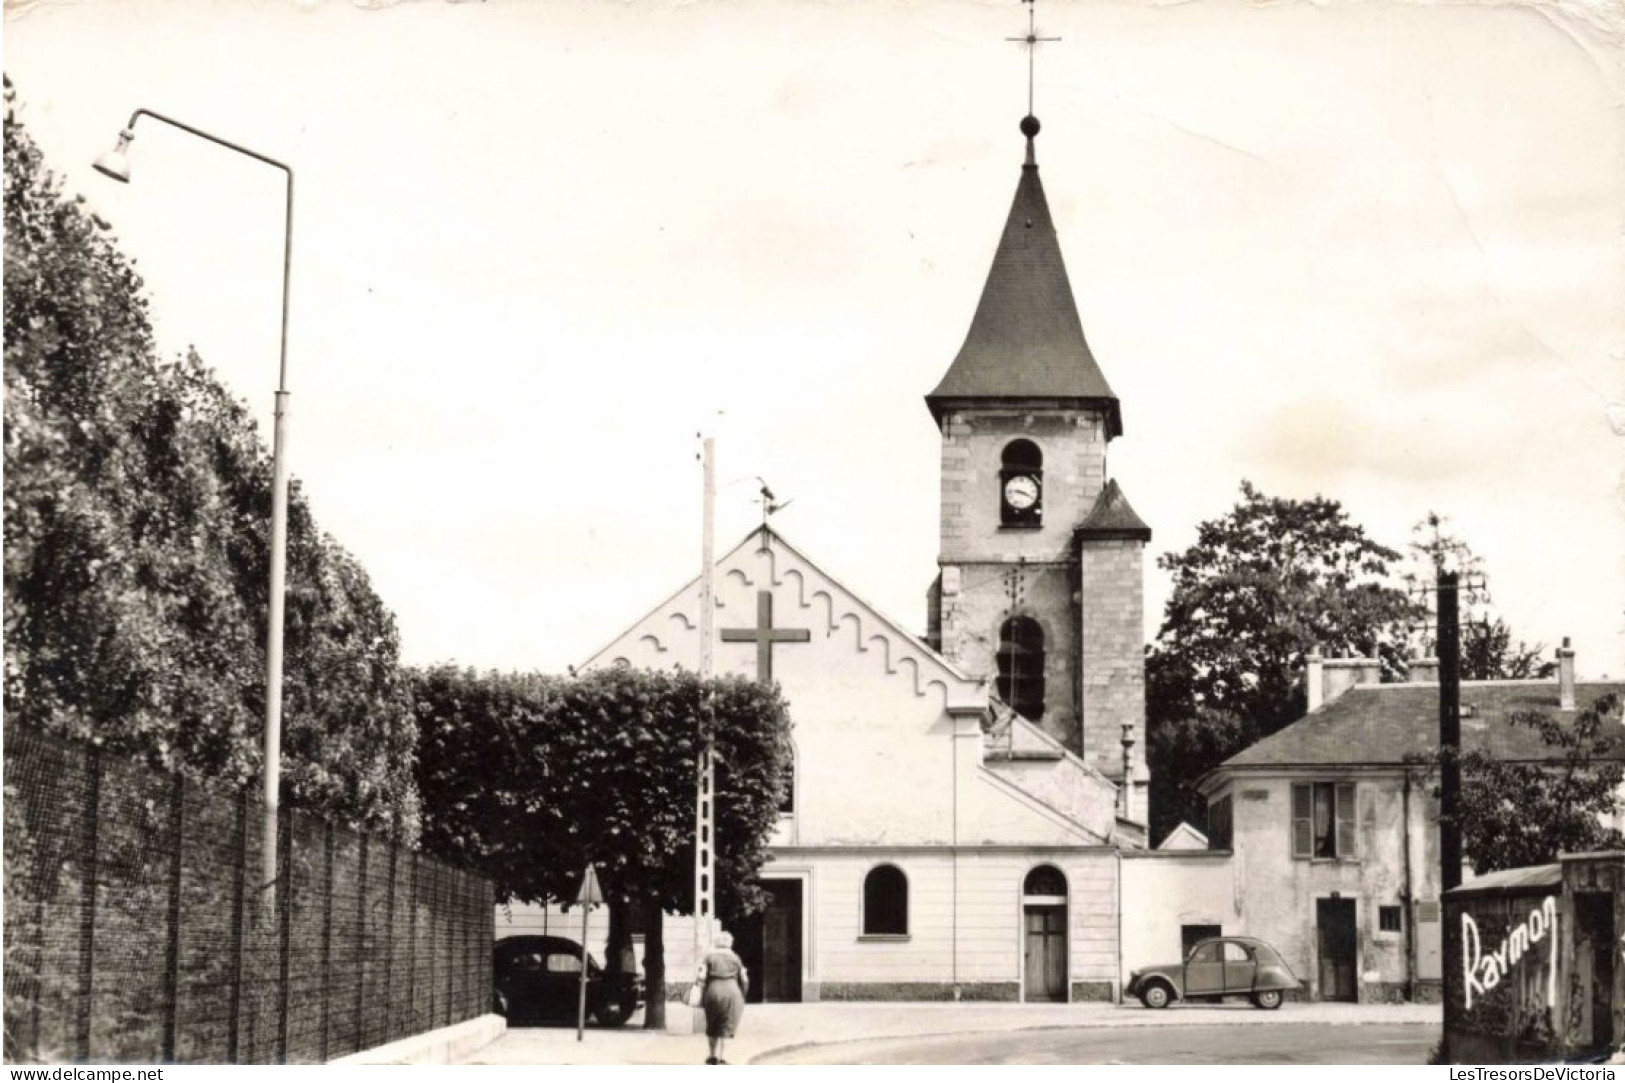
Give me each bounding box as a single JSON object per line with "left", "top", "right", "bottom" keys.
{"left": 1412, "top": 694, "right": 1624, "bottom": 874}
{"left": 411, "top": 664, "right": 792, "bottom": 1028}
{"left": 1145, "top": 705, "right": 1257, "bottom": 850}
{"left": 1404, "top": 512, "right": 1554, "bottom": 681}
{"left": 3, "top": 85, "right": 416, "bottom": 836}
{"left": 1458, "top": 619, "right": 1555, "bottom": 681}
{"left": 1146, "top": 481, "right": 1418, "bottom": 842}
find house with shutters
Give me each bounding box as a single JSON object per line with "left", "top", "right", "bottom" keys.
{"left": 1184, "top": 646, "right": 1625, "bottom": 1004}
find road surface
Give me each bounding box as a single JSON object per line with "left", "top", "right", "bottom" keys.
{"left": 755, "top": 1022, "right": 1439, "bottom": 1064}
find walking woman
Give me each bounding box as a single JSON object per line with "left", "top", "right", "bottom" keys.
{"left": 699, "top": 932, "right": 748, "bottom": 1064}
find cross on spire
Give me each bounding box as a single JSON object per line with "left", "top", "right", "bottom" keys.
{"left": 1006, "top": 0, "right": 1060, "bottom": 119}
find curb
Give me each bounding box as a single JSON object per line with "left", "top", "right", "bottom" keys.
{"left": 332, "top": 1013, "right": 508, "bottom": 1065}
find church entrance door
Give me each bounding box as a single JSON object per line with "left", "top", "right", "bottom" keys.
{"left": 738, "top": 879, "right": 802, "bottom": 1003}
{"left": 1022, "top": 865, "right": 1068, "bottom": 1002}
{"left": 1023, "top": 906, "right": 1067, "bottom": 1001}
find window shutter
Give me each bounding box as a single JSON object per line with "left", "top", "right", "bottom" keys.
{"left": 1291, "top": 784, "right": 1312, "bottom": 858}
{"left": 1335, "top": 782, "right": 1356, "bottom": 858}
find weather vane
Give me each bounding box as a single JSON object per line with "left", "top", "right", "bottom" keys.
{"left": 1007, "top": 0, "right": 1060, "bottom": 118}
{"left": 757, "top": 478, "right": 793, "bottom": 524}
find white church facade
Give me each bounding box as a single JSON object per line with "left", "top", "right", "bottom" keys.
{"left": 502, "top": 110, "right": 1157, "bottom": 1002}
{"left": 581, "top": 525, "right": 1131, "bottom": 1001}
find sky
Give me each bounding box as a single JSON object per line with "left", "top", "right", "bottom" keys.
{"left": 5, "top": 0, "right": 1623, "bottom": 678}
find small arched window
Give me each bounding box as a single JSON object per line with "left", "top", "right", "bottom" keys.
{"left": 1000, "top": 440, "right": 1043, "bottom": 526}
{"left": 997, "top": 616, "right": 1046, "bottom": 721}
{"left": 862, "top": 864, "right": 909, "bottom": 936}
{"left": 778, "top": 748, "right": 795, "bottom": 815}
{"left": 1023, "top": 865, "right": 1067, "bottom": 899}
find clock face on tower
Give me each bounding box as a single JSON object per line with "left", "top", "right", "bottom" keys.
{"left": 1004, "top": 474, "right": 1039, "bottom": 510}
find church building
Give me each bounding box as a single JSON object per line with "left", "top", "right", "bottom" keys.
{"left": 555, "top": 107, "right": 1157, "bottom": 1002}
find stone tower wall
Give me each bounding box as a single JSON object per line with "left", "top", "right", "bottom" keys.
{"left": 1078, "top": 537, "right": 1147, "bottom": 795}
{"left": 937, "top": 408, "right": 1109, "bottom": 563}
{"left": 935, "top": 404, "right": 1114, "bottom": 753}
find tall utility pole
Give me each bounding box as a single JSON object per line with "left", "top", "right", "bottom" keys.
{"left": 1438, "top": 569, "right": 1462, "bottom": 1061}
{"left": 1438, "top": 569, "right": 1462, "bottom": 891}
{"left": 694, "top": 438, "right": 717, "bottom": 978}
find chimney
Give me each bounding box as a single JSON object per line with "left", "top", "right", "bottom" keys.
{"left": 1323, "top": 657, "right": 1382, "bottom": 705}
{"left": 1307, "top": 651, "right": 1325, "bottom": 713}
{"left": 1410, "top": 657, "right": 1440, "bottom": 684}
{"left": 1558, "top": 637, "right": 1576, "bottom": 710}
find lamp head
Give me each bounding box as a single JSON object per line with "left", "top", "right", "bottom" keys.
{"left": 93, "top": 130, "right": 134, "bottom": 183}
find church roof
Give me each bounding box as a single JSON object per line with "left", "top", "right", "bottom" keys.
{"left": 926, "top": 125, "right": 1121, "bottom": 438}
{"left": 1076, "top": 479, "right": 1151, "bottom": 541}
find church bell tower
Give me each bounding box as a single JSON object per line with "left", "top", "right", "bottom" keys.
{"left": 925, "top": 102, "right": 1150, "bottom": 822}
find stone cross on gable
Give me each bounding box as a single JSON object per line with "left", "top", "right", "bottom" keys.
{"left": 721, "top": 590, "right": 810, "bottom": 685}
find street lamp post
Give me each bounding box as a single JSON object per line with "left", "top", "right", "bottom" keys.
{"left": 95, "top": 110, "right": 294, "bottom": 905}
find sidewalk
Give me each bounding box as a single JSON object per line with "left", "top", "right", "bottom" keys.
{"left": 460, "top": 1000, "right": 1443, "bottom": 1065}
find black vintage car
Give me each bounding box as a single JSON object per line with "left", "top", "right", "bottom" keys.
{"left": 492, "top": 935, "right": 642, "bottom": 1028}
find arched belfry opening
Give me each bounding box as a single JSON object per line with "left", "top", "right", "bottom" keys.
{"left": 1000, "top": 439, "right": 1043, "bottom": 526}
{"left": 997, "top": 616, "right": 1046, "bottom": 721}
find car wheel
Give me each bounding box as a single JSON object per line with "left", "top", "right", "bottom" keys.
{"left": 1251, "top": 990, "right": 1283, "bottom": 1010}
{"left": 1139, "top": 981, "right": 1173, "bottom": 1010}
{"left": 594, "top": 997, "right": 636, "bottom": 1028}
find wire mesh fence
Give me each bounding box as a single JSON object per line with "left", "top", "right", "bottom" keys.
{"left": 3, "top": 722, "right": 494, "bottom": 1064}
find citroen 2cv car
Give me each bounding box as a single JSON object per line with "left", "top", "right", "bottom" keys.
{"left": 1125, "top": 936, "right": 1299, "bottom": 1010}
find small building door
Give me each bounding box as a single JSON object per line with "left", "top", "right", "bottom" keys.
{"left": 1316, "top": 897, "right": 1358, "bottom": 1001}
{"left": 738, "top": 879, "right": 802, "bottom": 1003}
{"left": 1022, "top": 865, "right": 1068, "bottom": 1002}
{"left": 1182, "top": 924, "right": 1222, "bottom": 957}
{"left": 1574, "top": 893, "right": 1615, "bottom": 1051}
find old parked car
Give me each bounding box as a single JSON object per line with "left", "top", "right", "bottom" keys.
{"left": 492, "top": 935, "right": 642, "bottom": 1027}
{"left": 1125, "top": 936, "right": 1299, "bottom": 1010}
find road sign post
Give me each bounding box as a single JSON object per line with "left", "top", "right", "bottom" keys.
{"left": 576, "top": 864, "right": 603, "bottom": 1042}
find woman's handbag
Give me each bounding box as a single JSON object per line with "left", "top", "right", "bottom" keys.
{"left": 686, "top": 980, "right": 704, "bottom": 1008}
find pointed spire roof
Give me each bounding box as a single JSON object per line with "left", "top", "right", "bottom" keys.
{"left": 1076, "top": 479, "right": 1151, "bottom": 541}
{"left": 926, "top": 118, "right": 1121, "bottom": 438}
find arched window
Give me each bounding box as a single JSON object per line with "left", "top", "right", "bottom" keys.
{"left": 997, "top": 616, "right": 1046, "bottom": 721}
{"left": 1000, "top": 440, "right": 1043, "bottom": 526}
{"left": 778, "top": 748, "right": 795, "bottom": 815}
{"left": 1023, "top": 864, "right": 1067, "bottom": 899}
{"left": 862, "top": 864, "right": 908, "bottom": 936}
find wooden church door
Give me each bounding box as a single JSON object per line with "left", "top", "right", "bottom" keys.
{"left": 1024, "top": 907, "right": 1067, "bottom": 1001}
{"left": 1022, "top": 865, "right": 1068, "bottom": 1002}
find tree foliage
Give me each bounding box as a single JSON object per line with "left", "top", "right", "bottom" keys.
{"left": 1146, "top": 481, "right": 1418, "bottom": 842}
{"left": 1414, "top": 695, "right": 1624, "bottom": 875}
{"left": 3, "top": 87, "right": 416, "bottom": 836}
{"left": 411, "top": 664, "right": 792, "bottom": 1025}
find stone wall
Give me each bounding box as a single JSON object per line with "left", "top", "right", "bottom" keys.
{"left": 1078, "top": 537, "right": 1146, "bottom": 805}
{"left": 937, "top": 557, "right": 1078, "bottom": 749}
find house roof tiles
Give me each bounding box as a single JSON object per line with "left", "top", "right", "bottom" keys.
{"left": 1220, "top": 680, "right": 1625, "bottom": 771}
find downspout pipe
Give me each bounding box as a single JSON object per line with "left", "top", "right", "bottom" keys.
{"left": 1403, "top": 770, "right": 1416, "bottom": 1002}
